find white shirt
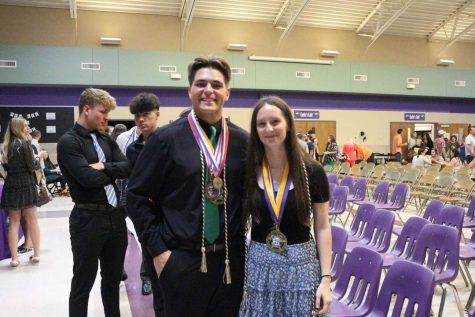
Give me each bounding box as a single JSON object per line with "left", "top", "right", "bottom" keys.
{"left": 116, "top": 127, "right": 139, "bottom": 155}
{"left": 466, "top": 134, "right": 475, "bottom": 156}
{"left": 31, "top": 138, "right": 44, "bottom": 168}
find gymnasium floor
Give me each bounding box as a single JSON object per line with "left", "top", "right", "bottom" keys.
{"left": 0, "top": 195, "right": 473, "bottom": 316}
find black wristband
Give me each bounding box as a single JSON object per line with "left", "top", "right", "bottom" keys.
{"left": 320, "top": 274, "right": 331, "bottom": 279}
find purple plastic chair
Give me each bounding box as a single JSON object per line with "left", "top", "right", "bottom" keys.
{"left": 422, "top": 199, "right": 444, "bottom": 223}
{"left": 354, "top": 181, "right": 389, "bottom": 207}
{"left": 327, "top": 173, "right": 339, "bottom": 185}
{"left": 460, "top": 229, "right": 475, "bottom": 308}
{"left": 331, "top": 247, "right": 383, "bottom": 317}
{"left": 329, "top": 185, "right": 348, "bottom": 225}
{"left": 372, "top": 182, "right": 409, "bottom": 225}
{"left": 329, "top": 182, "right": 337, "bottom": 197}
{"left": 367, "top": 260, "right": 435, "bottom": 317}
{"left": 410, "top": 224, "right": 463, "bottom": 317}
{"left": 436, "top": 205, "right": 464, "bottom": 235}
{"left": 392, "top": 199, "right": 443, "bottom": 236}
{"left": 469, "top": 307, "right": 475, "bottom": 317}
{"left": 340, "top": 175, "right": 354, "bottom": 190}
{"left": 331, "top": 226, "right": 348, "bottom": 282}
{"left": 344, "top": 178, "right": 368, "bottom": 225}
{"left": 382, "top": 216, "right": 429, "bottom": 268}
{"left": 345, "top": 209, "right": 395, "bottom": 254}
{"left": 463, "top": 196, "right": 475, "bottom": 229}
{"left": 347, "top": 203, "right": 376, "bottom": 242}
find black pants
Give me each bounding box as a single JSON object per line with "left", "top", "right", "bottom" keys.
{"left": 69, "top": 206, "right": 128, "bottom": 317}
{"left": 159, "top": 243, "right": 245, "bottom": 317}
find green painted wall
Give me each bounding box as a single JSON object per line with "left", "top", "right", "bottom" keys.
{"left": 0, "top": 44, "right": 474, "bottom": 98}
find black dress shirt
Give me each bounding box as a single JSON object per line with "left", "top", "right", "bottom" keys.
{"left": 57, "top": 123, "right": 131, "bottom": 205}
{"left": 127, "top": 116, "right": 248, "bottom": 257}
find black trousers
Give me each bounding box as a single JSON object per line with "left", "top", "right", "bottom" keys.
{"left": 141, "top": 246, "right": 164, "bottom": 316}
{"left": 159, "top": 243, "right": 245, "bottom": 317}
{"left": 69, "top": 206, "right": 128, "bottom": 317}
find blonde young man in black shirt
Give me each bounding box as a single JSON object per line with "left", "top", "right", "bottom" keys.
{"left": 127, "top": 56, "right": 248, "bottom": 317}
{"left": 57, "top": 88, "right": 131, "bottom": 317}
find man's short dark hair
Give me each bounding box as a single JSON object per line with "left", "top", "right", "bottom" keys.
{"left": 128, "top": 93, "right": 160, "bottom": 114}
{"left": 31, "top": 130, "right": 41, "bottom": 138}
{"left": 187, "top": 55, "right": 231, "bottom": 86}
{"left": 397, "top": 129, "right": 403, "bottom": 134}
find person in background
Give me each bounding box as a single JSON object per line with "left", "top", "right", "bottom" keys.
{"left": 429, "top": 148, "right": 444, "bottom": 165}
{"left": 392, "top": 128, "right": 407, "bottom": 162}
{"left": 449, "top": 150, "right": 463, "bottom": 171}
{"left": 356, "top": 142, "right": 374, "bottom": 164}
{"left": 401, "top": 149, "right": 415, "bottom": 165}
{"left": 465, "top": 126, "right": 475, "bottom": 164}
{"left": 239, "top": 95, "right": 332, "bottom": 316}
{"left": 323, "top": 135, "right": 338, "bottom": 166}
{"left": 297, "top": 133, "right": 309, "bottom": 153}
{"left": 447, "top": 135, "right": 460, "bottom": 160}
{"left": 57, "top": 88, "right": 131, "bottom": 317}
{"left": 434, "top": 130, "right": 447, "bottom": 160}
{"left": 412, "top": 148, "right": 431, "bottom": 168}
{"left": 408, "top": 131, "right": 417, "bottom": 150}
{"left": 342, "top": 138, "right": 357, "bottom": 166}
{"left": 307, "top": 135, "right": 316, "bottom": 159}
{"left": 1, "top": 117, "right": 46, "bottom": 267}
{"left": 460, "top": 135, "right": 467, "bottom": 163}
{"left": 125, "top": 92, "right": 162, "bottom": 312}
{"left": 422, "top": 132, "right": 433, "bottom": 153}
{"left": 127, "top": 55, "right": 248, "bottom": 317}
{"left": 110, "top": 123, "right": 127, "bottom": 141}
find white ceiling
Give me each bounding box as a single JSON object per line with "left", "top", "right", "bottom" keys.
{"left": 2, "top": 0, "right": 475, "bottom": 45}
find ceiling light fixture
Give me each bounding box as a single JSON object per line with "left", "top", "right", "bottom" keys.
{"left": 249, "top": 55, "right": 334, "bottom": 65}
{"left": 320, "top": 49, "right": 340, "bottom": 57}
{"left": 227, "top": 43, "right": 247, "bottom": 51}
{"left": 100, "top": 37, "right": 121, "bottom": 45}
{"left": 437, "top": 59, "right": 455, "bottom": 66}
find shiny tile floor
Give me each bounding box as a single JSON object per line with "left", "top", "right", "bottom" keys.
{"left": 1, "top": 196, "right": 474, "bottom": 316}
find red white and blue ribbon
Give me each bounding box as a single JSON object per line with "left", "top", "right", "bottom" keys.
{"left": 188, "top": 110, "right": 229, "bottom": 177}
{"left": 262, "top": 158, "right": 292, "bottom": 225}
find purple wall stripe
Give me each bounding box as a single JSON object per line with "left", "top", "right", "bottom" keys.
{"left": 1, "top": 86, "right": 474, "bottom": 113}
{"left": 124, "top": 233, "right": 154, "bottom": 317}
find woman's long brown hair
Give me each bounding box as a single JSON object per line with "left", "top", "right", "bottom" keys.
{"left": 243, "top": 95, "right": 314, "bottom": 227}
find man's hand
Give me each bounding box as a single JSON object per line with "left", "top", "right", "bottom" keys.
{"left": 89, "top": 162, "right": 105, "bottom": 170}
{"left": 153, "top": 250, "right": 172, "bottom": 278}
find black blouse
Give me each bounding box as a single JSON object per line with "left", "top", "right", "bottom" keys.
{"left": 251, "top": 161, "right": 330, "bottom": 244}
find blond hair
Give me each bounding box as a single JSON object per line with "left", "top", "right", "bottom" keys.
{"left": 1, "top": 117, "right": 30, "bottom": 163}
{"left": 78, "top": 88, "right": 117, "bottom": 114}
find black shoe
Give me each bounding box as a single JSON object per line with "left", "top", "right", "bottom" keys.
{"left": 18, "top": 244, "right": 33, "bottom": 254}
{"left": 142, "top": 280, "right": 152, "bottom": 296}
{"left": 121, "top": 270, "right": 128, "bottom": 281}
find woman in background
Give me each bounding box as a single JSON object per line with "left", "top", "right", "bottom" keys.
{"left": 1, "top": 117, "right": 45, "bottom": 267}
{"left": 240, "top": 96, "right": 332, "bottom": 316}
{"left": 323, "top": 135, "right": 338, "bottom": 166}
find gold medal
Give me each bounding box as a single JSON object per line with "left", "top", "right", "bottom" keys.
{"left": 212, "top": 176, "right": 223, "bottom": 189}
{"left": 205, "top": 181, "right": 224, "bottom": 205}
{"left": 266, "top": 226, "right": 288, "bottom": 253}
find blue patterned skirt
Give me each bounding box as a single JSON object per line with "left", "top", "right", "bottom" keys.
{"left": 239, "top": 240, "right": 327, "bottom": 317}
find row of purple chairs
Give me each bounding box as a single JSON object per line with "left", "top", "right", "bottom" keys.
{"left": 330, "top": 246, "right": 435, "bottom": 317}
{"left": 331, "top": 223, "right": 464, "bottom": 316}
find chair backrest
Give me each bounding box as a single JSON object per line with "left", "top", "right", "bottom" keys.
{"left": 384, "top": 170, "right": 401, "bottom": 183}
{"left": 332, "top": 247, "right": 383, "bottom": 316}
{"left": 411, "top": 224, "right": 460, "bottom": 279}
{"left": 387, "top": 182, "right": 409, "bottom": 209}
{"left": 422, "top": 199, "right": 444, "bottom": 223}
{"left": 371, "top": 181, "right": 389, "bottom": 204}
{"left": 401, "top": 169, "right": 419, "bottom": 186}
{"left": 331, "top": 226, "right": 348, "bottom": 281}
{"left": 327, "top": 173, "right": 339, "bottom": 185}
{"left": 349, "top": 178, "right": 367, "bottom": 200}
{"left": 340, "top": 175, "right": 354, "bottom": 189}
{"left": 338, "top": 162, "right": 351, "bottom": 175}
{"left": 436, "top": 205, "right": 464, "bottom": 234}
{"left": 350, "top": 164, "right": 361, "bottom": 176}
{"left": 466, "top": 195, "right": 475, "bottom": 221}
{"left": 329, "top": 183, "right": 337, "bottom": 197}
{"left": 392, "top": 216, "right": 430, "bottom": 258}
{"left": 370, "top": 261, "right": 435, "bottom": 317}
{"left": 370, "top": 165, "right": 385, "bottom": 179}
{"left": 330, "top": 185, "right": 348, "bottom": 213}
{"left": 349, "top": 203, "right": 377, "bottom": 239}
{"left": 361, "top": 209, "right": 395, "bottom": 252}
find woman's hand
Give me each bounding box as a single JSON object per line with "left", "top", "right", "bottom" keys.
{"left": 315, "top": 276, "right": 332, "bottom": 314}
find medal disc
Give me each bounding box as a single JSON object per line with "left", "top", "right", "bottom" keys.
{"left": 266, "top": 228, "right": 288, "bottom": 253}
{"left": 205, "top": 181, "right": 224, "bottom": 205}
{"left": 212, "top": 176, "right": 223, "bottom": 189}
